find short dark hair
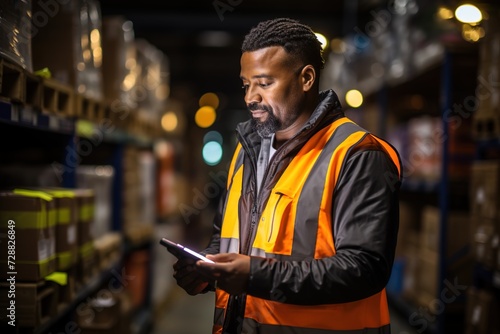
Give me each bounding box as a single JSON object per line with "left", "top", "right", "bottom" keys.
{"left": 241, "top": 18, "right": 325, "bottom": 73}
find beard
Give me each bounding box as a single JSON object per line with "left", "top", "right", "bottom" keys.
{"left": 248, "top": 103, "right": 281, "bottom": 138}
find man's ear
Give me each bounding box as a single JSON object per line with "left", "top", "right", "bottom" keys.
{"left": 301, "top": 65, "right": 316, "bottom": 92}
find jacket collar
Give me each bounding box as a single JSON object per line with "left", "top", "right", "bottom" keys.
{"left": 236, "top": 89, "right": 344, "bottom": 159}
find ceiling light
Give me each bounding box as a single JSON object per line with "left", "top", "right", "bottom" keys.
{"left": 455, "top": 4, "right": 482, "bottom": 24}
{"left": 314, "top": 33, "right": 328, "bottom": 50}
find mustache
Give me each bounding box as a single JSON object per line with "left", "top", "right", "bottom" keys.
{"left": 248, "top": 103, "right": 272, "bottom": 113}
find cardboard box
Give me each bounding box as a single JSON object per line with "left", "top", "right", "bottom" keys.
{"left": 465, "top": 287, "right": 500, "bottom": 334}
{"left": 74, "top": 188, "right": 96, "bottom": 247}
{"left": 94, "top": 232, "right": 122, "bottom": 271}
{"left": 0, "top": 191, "right": 56, "bottom": 281}
{"left": 416, "top": 247, "right": 473, "bottom": 306}
{"left": 417, "top": 247, "right": 439, "bottom": 297}
{"left": 420, "top": 206, "right": 472, "bottom": 257}
{"left": 31, "top": 0, "right": 103, "bottom": 100}
{"left": 101, "top": 16, "right": 137, "bottom": 108}
{"left": 43, "top": 189, "right": 79, "bottom": 271}
{"left": 473, "top": 16, "right": 500, "bottom": 140}
{"left": 77, "top": 241, "right": 97, "bottom": 288}
{"left": 16, "top": 188, "right": 80, "bottom": 271}
{"left": 76, "top": 165, "right": 114, "bottom": 237}
{"left": 401, "top": 242, "right": 419, "bottom": 302}
{"left": 473, "top": 221, "right": 499, "bottom": 270}
{"left": 124, "top": 249, "right": 149, "bottom": 308}
{"left": 470, "top": 161, "right": 500, "bottom": 221}
{"left": 396, "top": 201, "right": 422, "bottom": 258}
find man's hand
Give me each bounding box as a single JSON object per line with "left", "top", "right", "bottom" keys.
{"left": 173, "top": 257, "right": 210, "bottom": 295}
{"left": 197, "top": 253, "right": 250, "bottom": 295}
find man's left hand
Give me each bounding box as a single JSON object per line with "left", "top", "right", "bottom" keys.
{"left": 197, "top": 253, "right": 250, "bottom": 295}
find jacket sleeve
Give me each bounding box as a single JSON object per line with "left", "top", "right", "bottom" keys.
{"left": 246, "top": 148, "right": 401, "bottom": 304}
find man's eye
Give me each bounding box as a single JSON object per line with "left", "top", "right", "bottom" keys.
{"left": 241, "top": 85, "right": 249, "bottom": 91}
{"left": 259, "top": 83, "right": 270, "bottom": 87}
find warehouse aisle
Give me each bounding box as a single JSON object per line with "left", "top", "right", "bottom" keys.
{"left": 152, "top": 286, "right": 420, "bottom": 334}
{"left": 153, "top": 285, "right": 214, "bottom": 334}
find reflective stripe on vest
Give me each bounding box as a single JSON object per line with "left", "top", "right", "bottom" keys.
{"left": 215, "top": 118, "right": 400, "bottom": 333}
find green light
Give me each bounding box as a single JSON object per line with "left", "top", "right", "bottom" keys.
{"left": 203, "top": 131, "right": 223, "bottom": 145}
{"left": 202, "top": 141, "right": 223, "bottom": 166}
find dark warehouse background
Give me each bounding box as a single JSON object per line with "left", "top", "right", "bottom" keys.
{"left": 0, "top": 0, "right": 499, "bottom": 333}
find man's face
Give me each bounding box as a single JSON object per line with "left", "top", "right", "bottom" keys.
{"left": 240, "top": 46, "right": 306, "bottom": 138}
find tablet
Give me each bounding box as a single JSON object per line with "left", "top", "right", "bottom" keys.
{"left": 159, "top": 238, "right": 215, "bottom": 263}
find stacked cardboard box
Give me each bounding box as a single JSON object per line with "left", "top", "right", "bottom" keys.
{"left": 31, "top": 188, "right": 79, "bottom": 306}
{"left": 122, "top": 147, "right": 155, "bottom": 244}
{"left": 31, "top": 0, "right": 103, "bottom": 101}
{"left": 415, "top": 206, "right": 473, "bottom": 311}
{"left": 471, "top": 161, "right": 500, "bottom": 270}
{"left": 0, "top": 190, "right": 57, "bottom": 281}
{"left": 101, "top": 16, "right": 137, "bottom": 110}
{"left": 73, "top": 188, "right": 98, "bottom": 287}
{"left": 466, "top": 160, "right": 500, "bottom": 332}
{"left": 93, "top": 232, "right": 122, "bottom": 272}
{"left": 473, "top": 13, "right": 500, "bottom": 139}
{"left": 76, "top": 165, "right": 114, "bottom": 238}
{"left": 0, "top": 190, "right": 58, "bottom": 328}
{"left": 0, "top": 187, "right": 99, "bottom": 329}
{"left": 465, "top": 287, "right": 500, "bottom": 334}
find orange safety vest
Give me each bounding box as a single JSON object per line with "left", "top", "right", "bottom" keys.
{"left": 214, "top": 118, "right": 401, "bottom": 333}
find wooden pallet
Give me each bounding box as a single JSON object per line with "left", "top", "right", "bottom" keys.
{"left": 0, "top": 58, "right": 25, "bottom": 103}
{"left": 74, "top": 94, "right": 107, "bottom": 121}
{"left": 472, "top": 109, "right": 500, "bottom": 140}
{"left": 0, "top": 58, "right": 76, "bottom": 118}
{"left": 24, "top": 72, "right": 43, "bottom": 110}
{"left": 0, "top": 280, "right": 58, "bottom": 329}
{"left": 41, "top": 78, "right": 74, "bottom": 116}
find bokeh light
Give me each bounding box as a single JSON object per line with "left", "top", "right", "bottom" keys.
{"left": 345, "top": 90, "right": 363, "bottom": 108}
{"left": 195, "top": 106, "right": 216, "bottom": 128}
{"left": 202, "top": 141, "right": 223, "bottom": 166}
{"left": 161, "top": 111, "right": 178, "bottom": 132}
{"left": 203, "top": 130, "right": 223, "bottom": 145}
{"left": 199, "top": 92, "right": 220, "bottom": 109}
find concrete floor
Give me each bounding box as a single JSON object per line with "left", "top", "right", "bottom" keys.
{"left": 152, "top": 285, "right": 214, "bottom": 334}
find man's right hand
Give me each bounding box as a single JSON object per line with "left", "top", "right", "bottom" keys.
{"left": 173, "top": 257, "right": 210, "bottom": 295}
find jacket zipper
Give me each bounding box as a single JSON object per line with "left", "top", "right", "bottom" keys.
{"left": 245, "top": 206, "right": 258, "bottom": 254}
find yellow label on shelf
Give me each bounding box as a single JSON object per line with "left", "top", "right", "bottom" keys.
{"left": 76, "top": 120, "right": 95, "bottom": 138}
{"left": 45, "top": 272, "right": 68, "bottom": 286}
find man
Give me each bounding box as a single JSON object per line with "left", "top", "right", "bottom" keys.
{"left": 173, "top": 18, "right": 402, "bottom": 334}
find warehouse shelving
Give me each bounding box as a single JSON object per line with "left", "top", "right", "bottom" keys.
{"left": 357, "top": 42, "right": 479, "bottom": 334}
{"left": 0, "top": 62, "right": 157, "bottom": 333}
{"left": 0, "top": 100, "right": 74, "bottom": 134}
{"left": 32, "top": 258, "right": 122, "bottom": 334}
